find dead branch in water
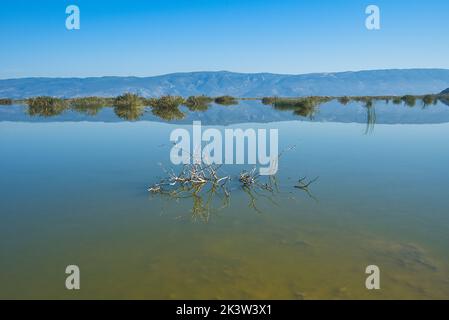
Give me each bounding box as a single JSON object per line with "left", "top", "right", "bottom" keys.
{"left": 148, "top": 163, "right": 230, "bottom": 193}
{"left": 148, "top": 144, "right": 317, "bottom": 219}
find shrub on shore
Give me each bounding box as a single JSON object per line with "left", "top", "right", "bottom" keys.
{"left": 422, "top": 95, "right": 437, "bottom": 106}
{"left": 26, "top": 96, "right": 68, "bottom": 116}
{"left": 70, "top": 97, "right": 112, "bottom": 108}
{"left": 112, "top": 94, "right": 146, "bottom": 120}
{"left": 401, "top": 95, "right": 417, "bottom": 107}
{"left": 147, "top": 95, "right": 185, "bottom": 109}
{"left": 270, "top": 96, "right": 331, "bottom": 118}
{"left": 27, "top": 96, "right": 66, "bottom": 108}
{"left": 146, "top": 96, "right": 185, "bottom": 121}
{"left": 184, "top": 95, "right": 213, "bottom": 111}
{"left": 113, "top": 93, "right": 144, "bottom": 108}
{"left": 273, "top": 96, "right": 331, "bottom": 109}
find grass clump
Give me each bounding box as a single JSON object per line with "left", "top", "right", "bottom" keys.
{"left": 147, "top": 95, "right": 185, "bottom": 109}
{"left": 69, "top": 97, "right": 112, "bottom": 115}
{"left": 273, "top": 96, "right": 330, "bottom": 109}
{"left": 113, "top": 105, "right": 144, "bottom": 121}
{"left": 422, "top": 95, "right": 437, "bottom": 107}
{"left": 270, "top": 96, "right": 331, "bottom": 118}
{"left": 26, "top": 96, "right": 68, "bottom": 117}
{"left": 401, "top": 95, "right": 417, "bottom": 107}
{"left": 184, "top": 95, "right": 213, "bottom": 111}
{"left": 148, "top": 96, "right": 185, "bottom": 121}
{"left": 70, "top": 97, "right": 111, "bottom": 108}
{"left": 214, "top": 96, "right": 238, "bottom": 106}
{"left": 112, "top": 93, "right": 145, "bottom": 121}
{"left": 113, "top": 93, "right": 144, "bottom": 108}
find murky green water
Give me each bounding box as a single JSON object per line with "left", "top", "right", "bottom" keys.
{"left": 1, "top": 100, "right": 449, "bottom": 299}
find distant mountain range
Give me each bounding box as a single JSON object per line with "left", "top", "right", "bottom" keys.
{"left": 1, "top": 69, "right": 449, "bottom": 99}
{"left": 441, "top": 88, "right": 449, "bottom": 94}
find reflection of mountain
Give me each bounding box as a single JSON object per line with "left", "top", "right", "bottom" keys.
{"left": 2, "top": 100, "right": 449, "bottom": 125}
{"left": 2, "top": 69, "right": 449, "bottom": 98}
{"left": 440, "top": 97, "right": 449, "bottom": 107}
{"left": 440, "top": 89, "right": 449, "bottom": 106}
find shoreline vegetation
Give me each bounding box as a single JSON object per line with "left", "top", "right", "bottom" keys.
{"left": 0, "top": 92, "right": 448, "bottom": 120}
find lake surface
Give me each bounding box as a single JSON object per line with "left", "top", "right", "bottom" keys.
{"left": 1, "top": 100, "right": 449, "bottom": 299}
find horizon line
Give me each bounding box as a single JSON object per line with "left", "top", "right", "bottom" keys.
{"left": 2, "top": 67, "right": 449, "bottom": 81}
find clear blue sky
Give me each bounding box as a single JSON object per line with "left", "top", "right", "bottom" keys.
{"left": 0, "top": 0, "right": 448, "bottom": 78}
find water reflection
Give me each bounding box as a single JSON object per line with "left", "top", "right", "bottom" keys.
{"left": 113, "top": 105, "right": 145, "bottom": 121}
{"left": 13, "top": 94, "right": 449, "bottom": 125}
{"left": 72, "top": 105, "right": 104, "bottom": 116}
{"left": 267, "top": 97, "right": 329, "bottom": 119}
{"left": 149, "top": 164, "right": 317, "bottom": 222}
{"left": 440, "top": 96, "right": 449, "bottom": 107}
{"left": 364, "top": 102, "right": 377, "bottom": 135}
{"left": 70, "top": 97, "right": 109, "bottom": 116}
{"left": 185, "top": 95, "right": 213, "bottom": 111}
{"left": 151, "top": 105, "right": 185, "bottom": 121}
{"left": 27, "top": 104, "right": 67, "bottom": 117}
{"left": 402, "top": 95, "right": 417, "bottom": 107}
{"left": 26, "top": 97, "right": 68, "bottom": 117}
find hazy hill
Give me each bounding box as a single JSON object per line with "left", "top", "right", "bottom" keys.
{"left": 1, "top": 69, "right": 449, "bottom": 98}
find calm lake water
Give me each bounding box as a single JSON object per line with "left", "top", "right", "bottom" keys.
{"left": 1, "top": 100, "right": 449, "bottom": 299}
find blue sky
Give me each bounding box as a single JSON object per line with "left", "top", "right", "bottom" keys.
{"left": 0, "top": 0, "right": 448, "bottom": 78}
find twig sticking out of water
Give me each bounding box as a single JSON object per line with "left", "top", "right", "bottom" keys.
{"left": 294, "top": 176, "right": 319, "bottom": 200}
{"left": 148, "top": 163, "right": 230, "bottom": 194}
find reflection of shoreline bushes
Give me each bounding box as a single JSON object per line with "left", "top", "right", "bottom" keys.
{"left": 70, "top": 97, "right": 112, "bottom": 115}
{"left": 185, "top": 95, "right": 213, "bottom": 111}
{"left": 262, "top": 96, "right": 332, "bottom": 118}
{"left": 401, "top": 95, "right": 417, "bottom": 107}
{"left": 146, "top": 95, "right": 184, "bottom": 109}
{"left": 113, "top": 105, "right": 144, "bottom": 121}
{"left": 112, "top": 94, "right": 145, "bottom": 120}
{"left": 70, "top": 97, "right": 112, "bottom": 108}
{"left": 0, "top": 98, "right": 13, "bottom": 105}
{"left": 5, "top": 91, "right": 447, "bottom": 119}
{"left": 214, "top": 95, "right": 238, "bottom": 106}
{"left": 263, "top": 93, "right": 447, "bottom": 109}
{"left": 148, "top": 95, "right": 185, "bottom": 121}
{"left": 113, "top": 93, "right": 143, "bottom": 108}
